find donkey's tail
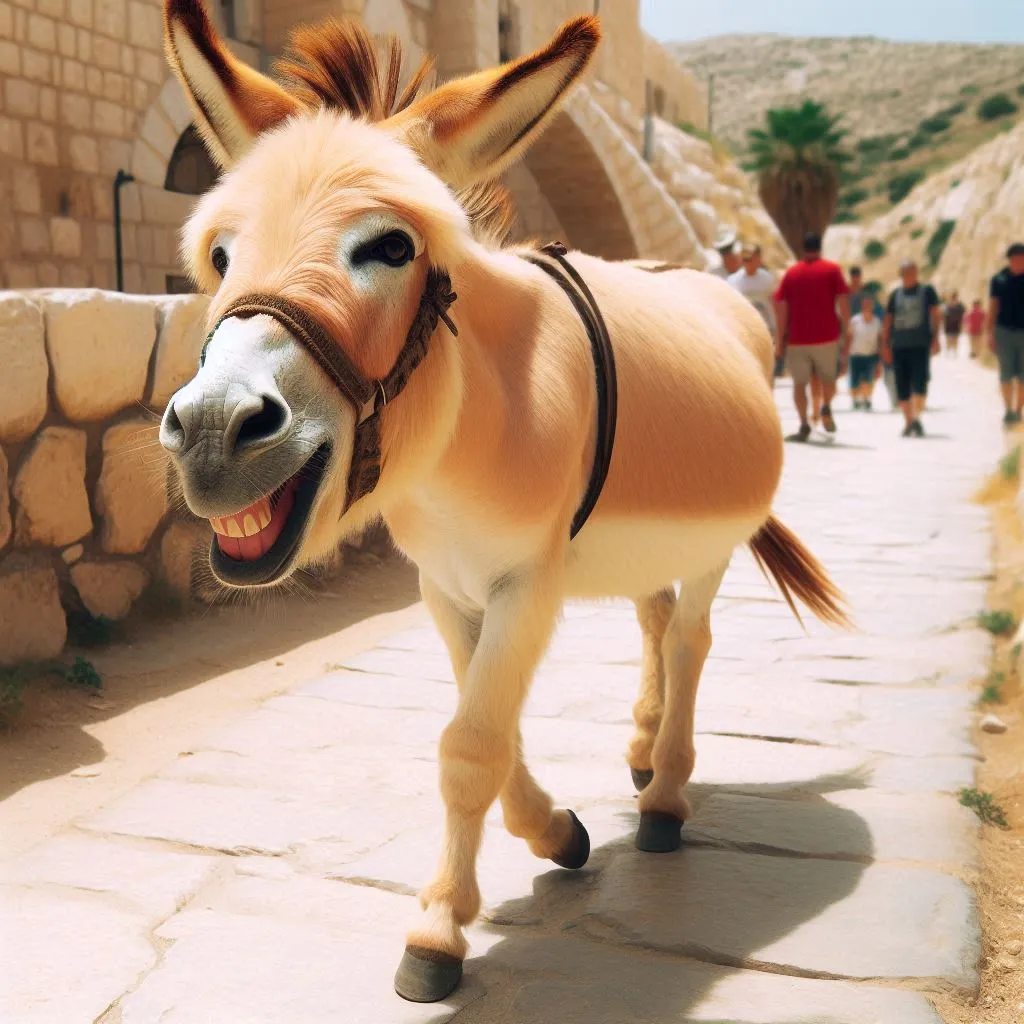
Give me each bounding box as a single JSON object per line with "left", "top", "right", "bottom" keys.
{"left": 748, "top": 515, "right": 851, "bottom": 629}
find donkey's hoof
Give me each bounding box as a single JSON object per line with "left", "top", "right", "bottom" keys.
{"left": 635, "top": 811, "right": 683, "bottom": 853}
{"left": 630, "top": 767, "right": 654, "bottom": 792}
{"left": 394, "top": 946, "right": 463, "bottom": 1003}
{"left": 551, "top": 809, "right": 590, "bottom": 870}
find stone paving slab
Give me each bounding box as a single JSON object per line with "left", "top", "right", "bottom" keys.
{"left": 0, "top": 361, "right": 997, "bottom": 1021}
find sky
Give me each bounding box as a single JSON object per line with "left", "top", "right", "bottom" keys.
{"left": 640, "top": 0, "right": 1024, "bottom": 46}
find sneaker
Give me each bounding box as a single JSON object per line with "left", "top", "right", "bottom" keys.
{"left": 901, "top": 422, "right": 914, "bottom": 437}
{"left": 1004, "top": 410, "right": 1016, "bottom": 427}
{"left": 911, "top": 420, "right": 925, "bottom": 437}
{"left": 821, "top": 406, "right": 837, "bottom": 433}
{"left": 865, "top": 399, "right": 873, "bottom": 411}
{"left": 788, "top": 422, "right": 812, "bottom": 442}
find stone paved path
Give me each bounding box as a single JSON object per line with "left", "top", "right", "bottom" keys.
{"left": 0, "top": 358, "right": 1000, "bottom": 1023}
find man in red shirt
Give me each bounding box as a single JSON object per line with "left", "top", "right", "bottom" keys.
{"left": 774, "top": 232, "right": 851, "bottom": 441}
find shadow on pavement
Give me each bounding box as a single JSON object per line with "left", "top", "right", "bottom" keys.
{"left": 0, "top": 556, "right": 421, "bottom": 803}
{"left": 454, "top": 774, "right": 873, "bottom": 1023}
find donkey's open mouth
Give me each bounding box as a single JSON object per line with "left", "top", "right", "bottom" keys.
{"left": 208, "top": 442, "right": 331, "bottom": 586}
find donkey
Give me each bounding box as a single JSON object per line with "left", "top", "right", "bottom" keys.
{"left": 159, "top": 0, "right": 846, "bottom": 1002}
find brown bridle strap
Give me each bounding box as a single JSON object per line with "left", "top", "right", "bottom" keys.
{"left": 521, "top": 242, "right": 618, "bottom": 541}
{"left": 208, "top": 268, "right": 458, "bottom": 511}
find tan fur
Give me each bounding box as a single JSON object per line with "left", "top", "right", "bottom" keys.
{"left": 162, "top": 2, "right": 849, "bottom": 986}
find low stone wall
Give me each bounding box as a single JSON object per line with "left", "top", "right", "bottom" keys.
{"left": 0, "top": 287, "right": 218, "bottom": 665}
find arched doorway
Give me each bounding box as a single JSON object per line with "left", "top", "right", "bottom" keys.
{"left": 165, "top": 125, "right": 219, "bottom": 196}
{"left": 520, "top": 109, "right": 639, "bottom": 260}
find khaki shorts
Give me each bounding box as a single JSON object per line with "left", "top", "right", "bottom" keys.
{"left": 786, "top": 341, "right": 840, "bottom": 385}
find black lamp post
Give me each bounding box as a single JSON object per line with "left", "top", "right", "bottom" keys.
{"left": 113, "top": 169, "right": 135, "bottom": 292}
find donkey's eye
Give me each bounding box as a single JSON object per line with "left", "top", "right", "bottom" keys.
{"left": 356, "top": 231, "right": 415, "bottom": 268}
{"left": 211, "top": 246, "right": 229, "bottom": 277}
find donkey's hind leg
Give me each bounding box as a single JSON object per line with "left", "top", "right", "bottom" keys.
{"left": 627, "top": 587, "right": 677, "bottom": 792}
{"left": 635, "top": 562, "right": 728, "bottom": 853}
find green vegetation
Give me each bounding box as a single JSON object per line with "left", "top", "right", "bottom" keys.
{"left": 744, "top": 99, "right": 851, "bottom": 253}
{"left": 999, "top": 445, "right": 1021, "bottom": 480}
{"left": 1018, "top": 83, "right": 1024, "bottom": 96}
{"left": 919, "top": 114, "right": 952, "bottom": 135}
{"left": 958, "top": 787, "right": 1009, "bottom": 828}
{"left": 980, "top": 672, "right": 1005, "bottom": 705}
{"left": 863, "top": 239, "right": 886, "bottom": 261}
{"left": 978, "top": 93, "right": 1019, "bottom": 121}
{"left": 960, "top": 84, "right": 980, "bottom": 96}
{"left": 833, "top": 209, "right": 858, "bottom": 224}
{"left": 839, "top": 186, "right": 869, "bottom": 207}
{"left": 888, "top": 146, "right": 911, "bottom": 161}
{"left": 900, "top": 214, "right": 914, "bottom": 225}
{"left": 926, "top": 220, "right": 956, "bottom": 267}
{"left": 978, "top": 609, "right": 1018, "bottom": 636}
{"left": 887, "top": 169, "right": 924, "bottom": 204}
{"left": 0, "top": 656, "right": 103, "bottom": 728}
{"left": 910, "top": 228, "right": 924, "bottom": 239}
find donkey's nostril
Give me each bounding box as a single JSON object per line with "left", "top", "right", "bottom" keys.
{"left": 160, "top": 398, "right": 187, "bottom": 453}
{"left": 234, "top": 394, "right": 289, "bottom": 451}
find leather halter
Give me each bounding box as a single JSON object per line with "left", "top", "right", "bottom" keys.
{"left": 207, "top": 243, "right": 617, "bottom": 539}
{"left": 208, "top": 269, "right": 458, "bottom": 512}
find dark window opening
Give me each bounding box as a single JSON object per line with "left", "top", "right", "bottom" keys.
{"left": 165, "top": 125, "right": 219, "bottom": 196}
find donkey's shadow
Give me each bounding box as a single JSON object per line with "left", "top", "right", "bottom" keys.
{"left": 445, "top": 772, "right": 879, "bottom": 1023}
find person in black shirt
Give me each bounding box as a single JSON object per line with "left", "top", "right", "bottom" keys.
{"left": 989, "top": 242, "right": 1024, "bottom": 425}
{"left": 881, "top": 259, "right": 940, "bottom": 437}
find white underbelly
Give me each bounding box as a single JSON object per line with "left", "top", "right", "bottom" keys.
{"left": 563, "top": 513, "right": 768, "bottom": 598}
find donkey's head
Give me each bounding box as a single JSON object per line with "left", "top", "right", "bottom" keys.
{"left": 159, "top": 0, "right": 599, "bottom": 587}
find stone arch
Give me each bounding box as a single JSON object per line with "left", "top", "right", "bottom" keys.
{"left": 521, "top": 106, "right": 639, "bottom": 261}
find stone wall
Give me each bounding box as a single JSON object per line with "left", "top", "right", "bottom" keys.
{"left": 0, "top": 286, "right": 216, "bottom": 664}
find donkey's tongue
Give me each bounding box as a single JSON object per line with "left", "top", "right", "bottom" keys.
{"left": 211, "top": 480, "right": 298, "bottom": 561}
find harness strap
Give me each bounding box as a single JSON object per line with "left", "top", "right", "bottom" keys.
{"left": 522, "top": 242, "right": 618, "bottom": 541}
{"left": 209, "top": 269, "right": 458, "bottom": 511}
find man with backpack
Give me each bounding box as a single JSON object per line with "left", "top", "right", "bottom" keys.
{"left": 880, "top": 259, "right": 941, "bottom": 437}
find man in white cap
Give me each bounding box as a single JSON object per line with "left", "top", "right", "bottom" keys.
{"left": 710, "top": 227, "right": 742, "bottom": 280}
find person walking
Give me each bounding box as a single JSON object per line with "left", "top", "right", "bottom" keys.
{"left": 880, "top": 259, "right": 941, "bottom": 437}
{"left": 728, "top": 244, "right": 781, "bottom": 377}
{"left": 773, "top": 232, "right": 851, "bottom": 441}
{"left": 989, "top": 242, "right": 1024, "bottom": 425}
{"left": 965, "top": 299, "right": 986, "bottom": 359}
{"left": 848, "top": 295, "right": 882, "bottom": 410}
{"left": 942, "top": 290, "right": 966, "bottom": 357}
{"left": 710, "top": 228, "right": 742, "bottom": 280}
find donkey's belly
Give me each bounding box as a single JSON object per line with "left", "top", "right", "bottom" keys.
{"left": 563, "top": 512, "right": 768, "bottom": 598}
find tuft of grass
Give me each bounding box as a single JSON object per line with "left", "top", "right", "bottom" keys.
{"left": 958, "top": 787, "right": 1009, "bottom": 828}
{"left": 999, "top": 445, "right": 1021, "bottom": 480}
{"left": 64, "top": 657, "right": 102, "bottom": 690}
{"left": 979, "top": 609, "right": 1017, "bottom": 636}
{"left": 887, "top": 169, "right": 925, "bottom": 204}
{"left": 0, "top": 660, "right": 67, "bottom": 727}
{"left": 980, "top": 671, "right": 1006, "bottom": 704}
{"left": 900, "top": 214, "right": 913, "bottom": 225}
{"left": 910, "top": 228, "right": 924, "bottom": 239}
{"left": 919, "top": 114, "right": 951, "bottom": 134}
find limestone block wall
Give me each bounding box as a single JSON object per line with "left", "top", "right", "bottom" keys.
{"left": 0, "top": 287, "right": 216, "bottom": 664}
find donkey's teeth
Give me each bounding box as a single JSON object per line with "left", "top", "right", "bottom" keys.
{"left": 210, "top": 517, "right": 227, "bottom": 536}
{"left": 226, "top": 518, "right": 244, "bottom": 539}
{"left": 242, "top": 514, "right": 259, "bottom": 537}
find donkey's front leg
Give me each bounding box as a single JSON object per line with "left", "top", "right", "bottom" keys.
{"left": 395, "top": 569, "right": 565, "bottom": 1003}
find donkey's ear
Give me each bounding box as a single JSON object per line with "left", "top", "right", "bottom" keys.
{"left": 384, "top": 15, "right": 600, "bottom": 187}
{"left": 163, "top": 0, "right": 301, "bottom": 168}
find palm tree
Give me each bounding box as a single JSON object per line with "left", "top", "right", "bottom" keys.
{"left": 744, "top": 100, "right": 851, "bottom": 253}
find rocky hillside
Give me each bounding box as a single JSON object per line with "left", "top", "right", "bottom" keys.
{"left": 670, "top": 34, "right": 1024, "bottom": 149}
{"left": 824, "top": 117, "right": 1024, "bottom": 305}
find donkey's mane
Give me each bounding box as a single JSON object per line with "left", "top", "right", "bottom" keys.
{"left": 273, "top": 18, "right": 515, "bottom": 246}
